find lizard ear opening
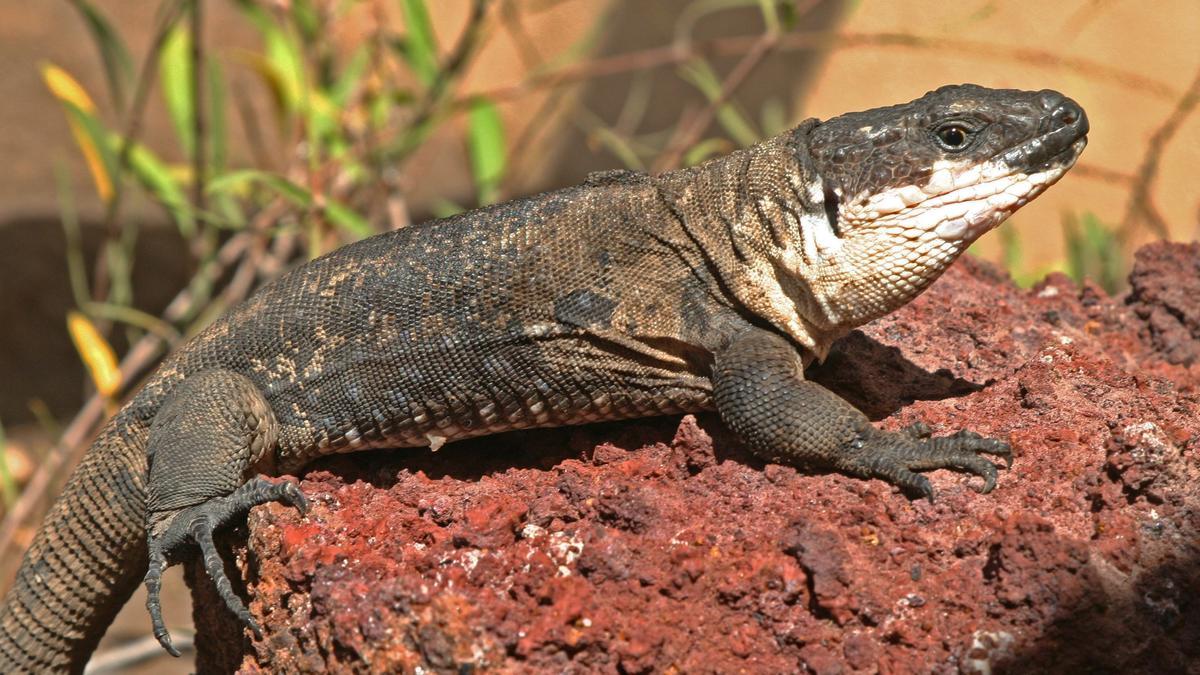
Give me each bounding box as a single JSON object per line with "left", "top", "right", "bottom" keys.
{"left": 822, "top": 180, "right": 841, "bottom": 237}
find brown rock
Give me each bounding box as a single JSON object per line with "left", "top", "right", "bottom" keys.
{"left": 192, "top": 244, "right": 1200, "bottom": 674}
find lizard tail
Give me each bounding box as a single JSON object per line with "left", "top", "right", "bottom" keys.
{"left": 0, "top": 414, "right": 149, "bottom": 673}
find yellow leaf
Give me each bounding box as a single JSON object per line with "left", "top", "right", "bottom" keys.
{"left": 67, "top": 311, "right": 121, "bottom": 398}
{"left": 41, "top": 63, "right": 97, "bottom": 112}
{"left": 41, "top": 63, "right": 113, "bottom": 202}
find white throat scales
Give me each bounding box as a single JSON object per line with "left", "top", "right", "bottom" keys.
{"left": 741, "top": 153, "right": 1075, "bottom": 361}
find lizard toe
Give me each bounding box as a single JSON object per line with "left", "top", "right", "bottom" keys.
{"left": 846, "top": 425, "right": 1010, "bottom": 498}
{"left": 144, "top": 477, "right": 308, "bottom": 651}
{"left": 929, "top": 451, "right": 1000, "bottom": 494}
{"left": 901, "top": 421, "right": 934, "bottom": 439}
{"left": 943, "top": 430, "right": 1013, "bottom": 468}
{"left": 190, "top": 513, "right": 261, "bottom": 638}
{"left": 892, "top": 468, "right": 936, "bottom": 499}
{"left": 144, "top": 551, "right": 180, "bottom": 656}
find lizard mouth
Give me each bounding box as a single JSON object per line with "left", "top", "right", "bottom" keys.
{"left": 928, "top": 154, "right": 1076, "bottom": 242}
{"left": 996, "top": 95, "right": 1089, "bottom": 173}
{"left": 840, "top": 133, "right": 1087, "bottom": 246}
{"left": 997, "top": 130, "right": 1088, "bottom": 176}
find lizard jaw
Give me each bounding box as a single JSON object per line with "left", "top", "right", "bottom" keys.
{"left": 783, "top": 134, "right": 1085, "bottom": 350}
{"left": 841, "top": 135, "right": 1086, "bottom": 248}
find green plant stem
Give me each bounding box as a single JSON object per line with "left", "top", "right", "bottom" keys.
{"left": 190, "top": 0, "right": 213, "bottom": 269}
{"left": 91, "top": 0, "right": 188, "bottom": 309}
{"left": 387, "top": 0, "right": 493, "bottom": 161}
{"left": 0, "top": 421, "right": 15, "bottom": 510}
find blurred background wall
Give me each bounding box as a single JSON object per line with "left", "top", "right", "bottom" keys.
{"left": 1, "top": 0, "right": 1197, "bottom": 424}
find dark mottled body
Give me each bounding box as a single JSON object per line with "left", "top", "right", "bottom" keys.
{"left": 137, "top": 173, "right": 734, "bottom": 470}
{"left": 0, "top": 84, "right": 1088, "bottom": 672}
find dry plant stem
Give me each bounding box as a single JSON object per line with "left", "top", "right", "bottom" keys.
{"left": 234, "top": 80, "right": 273, "bottom": 171}
{"left": 1062, "top": 0, "right": 1118, "bottom": 40}
{"left": 1118, "top": 66, "right": 1200, "bottom": 242}
{"left": 653, "top": 33, "right": 776, "bottom": 172}
{"left": 469, "top": 31, "right": 1180, "bottom": 108}
{"left": 495, "top": 1, "right": 571, "bottom": 197}
{"left": 91, "top": 0, "right": 189, "bottom": 305}
{"left": 1072, "top": 163, "right": 1135, "bottom": 186}
{"left": 189, "top": 0, "right": 210, "bottom": 265}
{"left": 499, "top": 0, "right": 544, "bottom": 69}
{"left": 399, "top": 0, "right": 494, "bottom": 150}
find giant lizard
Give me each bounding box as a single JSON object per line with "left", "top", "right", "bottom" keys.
{"left": 0, "top": 84, "right": 1088, "bottom": 672}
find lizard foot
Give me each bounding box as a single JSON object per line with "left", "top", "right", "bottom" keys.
{"left": 850, "top": 427, "right": 1012, "bottom": 501}
{"left": 144, "top": 478, "right": 308, "bottom": 656}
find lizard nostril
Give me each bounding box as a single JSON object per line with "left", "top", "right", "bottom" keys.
{"left": 1053, "top": 99, "right": 1086, "bottom": 131}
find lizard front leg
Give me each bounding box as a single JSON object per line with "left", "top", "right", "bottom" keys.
{"left": 711, "top": 328, "right": 1011, "bottom": 497}
{"left": 142, "top": 369, "right": 307, "bottom": 655}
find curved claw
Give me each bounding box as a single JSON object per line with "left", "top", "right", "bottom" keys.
{"left": 901, "top": 471, "right": 936, "bottom": 502}
{"left": 852, "top": 425, "right": 1012, "bottom": 499}
{"left": 144, "top": 478, "right": 308, "bottom": 653}
{"left": 191, "top": 515, "right": 263, "bottom": 638}
{"left": 145, "top": 552, "right": 180, "bottom": 656}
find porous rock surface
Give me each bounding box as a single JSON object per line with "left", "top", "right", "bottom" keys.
{"left": 193, "top": 242, "right": 1200, "bottom": 674}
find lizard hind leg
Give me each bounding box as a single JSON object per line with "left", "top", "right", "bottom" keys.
{"left": 141, "top": 369, "right": 307, "bottom": 655}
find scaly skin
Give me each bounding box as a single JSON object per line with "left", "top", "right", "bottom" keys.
{"left": 0, "top": 416, "right": 148, "bottom": 671}
{"left": 0, "top": 84, "right": 1087, "bottom": 672}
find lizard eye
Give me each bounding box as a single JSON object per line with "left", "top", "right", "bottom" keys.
{"left": 934, "top": 123, "right": 973, "bottom": 151}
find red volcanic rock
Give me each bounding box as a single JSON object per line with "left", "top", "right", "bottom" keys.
{"left": 192, "top": 243, "right": 1200, "bottom": 674}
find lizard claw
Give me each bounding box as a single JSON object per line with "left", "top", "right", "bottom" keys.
{"left": 145, "top": 478, "right": 308, "bottom": 654}
{"left": 849, "top": 426, "right": 1012, "bottom": 498}
{"left": 901, "top": 421, "right": 934, "bottom": 439}
{"left": 947, "top": 429, "right": 1014, "bottom": 469}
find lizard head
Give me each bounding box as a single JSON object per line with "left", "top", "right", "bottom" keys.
{"left": 786, "top": 84, "right": 1088, "bottom": 353}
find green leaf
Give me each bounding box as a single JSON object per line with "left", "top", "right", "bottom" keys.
{"left": 160, "top": 24, "right": 195, "bottom": 157}
{"left": 1000, "top": 223, "right": 1023, "bottom": 278}
{"left": 1080, "top": 211, "right": 1123, "bottom": 293}
{"left": 208, "top": 169, "right": 313, "bottom": 207}
{"left": 42, "top": 63, "right": 116, "bottom": 201}
{"left": 0, "top": 419, "right": 15, "bottom": 509}
{"left": 776, "top": 0, "right": 800, "bottom": 30}
{"left": 55, "top": 161, "right": 91, "bottom": 308}
{"left": 124, "top": 139, "right": 195, "bottom": 239}
{"left": 324, "top": 200, "right": 372, "bottom": 239}
{"left": 236, "top": 1, "right": 303, "bottom": 117}
{"left": 1062, "top": 210, "right": 1123, "bottom": 293}
{"left": 587, "top": 125, "right": 644, "bottom": 171}
{"left": 1063, "top": 211, "right": 1084, "bottom": 282}
{"left": 399, "top": 0, "right": 439, "bottom": 86}
{"left": 677, "top": 59, "right": 760, "bottom": 147}
{"left": 759, "top": 97, "right": 788, "bottom": 137}
{"left": 330, "top": 46, "right": 370, "bottom": 107}
{"left": 757, "top": 0, "right": 781, "bottom": 34}
{"left": 431, "top": 198, "right": 464, "bottom": 219}
{"left": 290, "top": 0, "right": 320, "bottom": 40}
{"left": 61, "top": 100, "right": 118, "bottom": 202}
{"left": 68, "top": 0, "right": 134, "bottom": 110}
{"left": 466, "top": 99, "right": 506, "bottom": 205}
{"left": 266, "top": 28, "right": 304, "bottom": 113}
{"left": 208, "top": 55, "right": 228, "bottom": 173}
{"left": 683, "top": 138, "right": 733, "bottom": 167}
